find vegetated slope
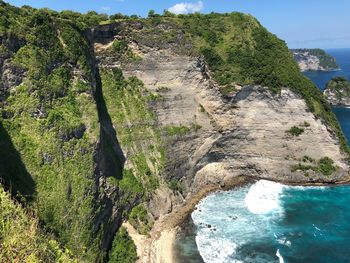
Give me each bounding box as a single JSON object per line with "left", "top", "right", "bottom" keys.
{"left": 0, "top": 1, "right": 134, "bottom": 262}
{"left": 290, "top": 48, "right": 339, "bottom": 71}
{"left": 0, "top": 185, "right": 75, "bottom": 262}
{"left": 0, "top": 2, "right": 349, "bottom": 263}
{"left": 324, "top": 77, "right": 350, "bottom": 107}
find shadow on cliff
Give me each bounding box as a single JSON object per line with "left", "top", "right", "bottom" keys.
{"left": 93, "top": 64, "right": 130, "bottom": 256}
{"left": 0, "top": 121, "right": 36, "bottom": 202}
{"left": 94, "top": 67, "right": 126, "bottom": 180}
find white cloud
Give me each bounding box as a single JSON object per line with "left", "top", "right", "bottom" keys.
{"left": 101, "top": 6, "right": 111, "bottom": 11}
{"left": 168, "top": 1, "right": 204, "bottom": 15}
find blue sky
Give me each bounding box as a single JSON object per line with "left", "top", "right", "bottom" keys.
{"left": 5, "top": 0, "right": 350, "bottom": 48}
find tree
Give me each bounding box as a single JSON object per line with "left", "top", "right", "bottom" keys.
{"left": 148, "top": 9, "right": 155, "bottom": 17}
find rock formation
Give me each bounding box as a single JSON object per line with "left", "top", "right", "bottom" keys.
{"left": 324, "top": 77, "right": 350, "bottom": 107}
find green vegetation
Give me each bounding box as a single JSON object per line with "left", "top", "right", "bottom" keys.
{"left": 101, "top": 68, "right": 163, "bottom": 194}
{"left": 0, "top": 185, "right": 75, "bottom": 262}
{"left": 0, "top": 2, "right": 103, "bottom": 261}
{"left": 286, "top": 122, "right": 310, "bottom": 137}
{"left": 291, "top": 48, "right": 339, "bottom": 70}
{"left": 110, "top": 39, "right": 141, "bottom": 61}
{"left": 302, "top": 155, "right": 314, "bottom": 163}
{"left": 318, "top": 157, "right": 336, "bottom": 176}
{"left": 168, "top": 179, "right": 184, "bottom": 193}
{"left": 219, "top": 85, "right": 237, "bottom": 96}
{"left": 108, "top": 227, "right": 138, "bottom": 263}
{"left": 129, "top": 204, "right": 153, "bottom": 235}
{"left": 165, "top": 123, "right": 202, "bottom": 136}
{"left": 302, "top": 121, "right": 311, "bottom": 127}
{"left": 291, "top": 157, "right": 337, "bottom": 176}
{"left": 155, "top": 86, "right": 171, "bottom": 92}
{"left": 286, "top": 126, "right": 305, "bottom": 137}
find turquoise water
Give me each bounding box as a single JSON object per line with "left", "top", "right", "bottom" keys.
{"left": 174, "top": 49, "right": 350, "bottom": 263}
{"left": 187, "top": 181, "right": 350, "bottom": 263}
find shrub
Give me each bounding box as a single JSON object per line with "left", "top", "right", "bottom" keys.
{"left": 318, "top": 157, "right": 336, "bottom": 176}
{"left": 112, "top": 40, "right": 128, "bottom": 53}
{"left": 168, "top": 179, "right": 184, "bottom": 193}
{"left": 286, "top": 126, "right": 304, "bottom": 136}
{"left": 128, "top": 204, "right": 153, "bottom": 235}
{"left": 165, "top": 125, "right": 191, "bottom": 136}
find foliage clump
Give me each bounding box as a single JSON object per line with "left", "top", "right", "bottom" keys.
{"left": 318, "top": 157, "right": 336, "bottom": 176}
{"left": 286, "top": 126, "right": 305, "bottom": 137}
{"left": 291, "top": 157, "right": 337, "bottom": 176}
{"left": 108, "top": 227, "right": 138, "bottom": 263}
{"left": 128, "top": 204, "right": 153, "bottom": 235}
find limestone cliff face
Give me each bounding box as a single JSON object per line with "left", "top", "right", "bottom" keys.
{"left": 93, "top": 26, "right": 349, "bottom": 223}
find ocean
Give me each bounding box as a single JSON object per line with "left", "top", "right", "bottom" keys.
{"left": 174, "top": 48, "right": 350, "bottom": 263}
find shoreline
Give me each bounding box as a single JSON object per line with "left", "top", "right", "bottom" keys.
{"left": 128, "top": 175, "right": 350, "bottom": 262}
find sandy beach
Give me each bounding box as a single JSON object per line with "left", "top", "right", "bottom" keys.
{"left": 123, "top": 221, "right": 177, "bottom": 263}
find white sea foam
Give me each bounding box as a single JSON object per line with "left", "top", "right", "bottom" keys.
{"left": 276, "top": 249, "right": 285, "bottom": 263}
{"left": 195, "top": 235, "right": 241, "bottom": 263}
{"left": 245, "top": 180, "right": 285, "bottom": 215}
{"left": 277, "top": 237, "right": 292, "bottom": 247}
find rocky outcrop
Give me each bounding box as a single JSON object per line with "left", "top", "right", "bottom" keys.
{"left": 324, "top": 77, "right": 350, "bottom": 107}
{"left": 0, "top": 36, "right": 26, "bottom": 100}
{"left": 290, "top": 48, "right": 339, "bottom": 72}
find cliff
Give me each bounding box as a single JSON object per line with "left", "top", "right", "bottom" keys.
{"left": 324, "top": 77, "right": 350, "bottom": 107}
{"left": 0, "top": 2, "right": 349, "bottom": 263}
{"left": 290, "top": 48, "right": 339, "bottom": 72}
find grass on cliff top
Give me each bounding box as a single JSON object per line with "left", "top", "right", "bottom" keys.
{"left": 0, "top": 185, "right": 76, "bottom": 262}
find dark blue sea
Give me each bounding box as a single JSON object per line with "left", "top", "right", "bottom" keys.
{"left": 174, "top": 49, "right": 350, "bottom": 263}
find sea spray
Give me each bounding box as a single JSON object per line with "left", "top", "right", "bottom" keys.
{"left": 191, "top": 181, "right": 286, "bottom": 263}
{"left": 187, "top": 181, "right": 350, "bottom": 262}
{"left": 244, "top": 180, "right": 285, "bottom": 215}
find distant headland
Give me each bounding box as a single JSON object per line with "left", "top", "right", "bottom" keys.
{"left": 290, "top": 48, "right": 339, "bottom": 72}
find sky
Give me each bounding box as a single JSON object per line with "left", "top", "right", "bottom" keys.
{"left": 4, "top": 0, "right": 350, "bottom": 49}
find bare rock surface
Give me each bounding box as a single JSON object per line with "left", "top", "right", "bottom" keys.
{"left": 121, "top": 49, "right": 349, "bottom": 197}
